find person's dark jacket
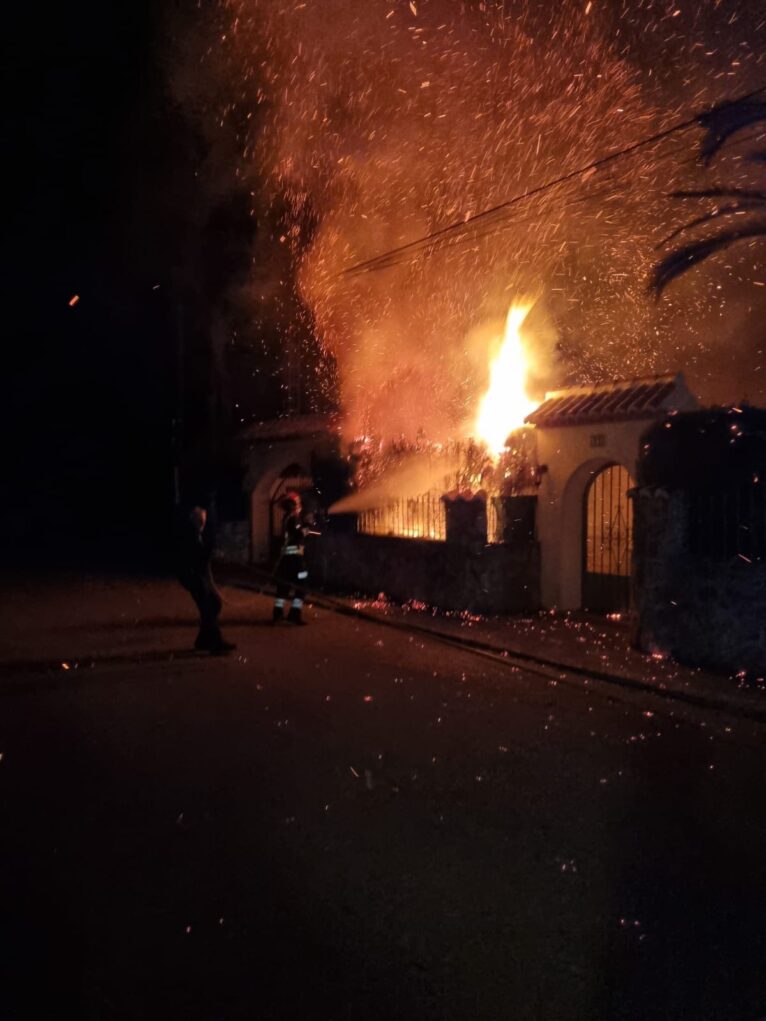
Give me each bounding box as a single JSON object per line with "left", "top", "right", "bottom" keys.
{"left": 175, "top": 515, "right": 215, "bottom": 589}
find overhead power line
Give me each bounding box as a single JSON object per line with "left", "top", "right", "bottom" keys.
{"left": 345, "top": 134, "right": 699, "bottom": 276}
{"left": 340, "top": 83, "right": 766, "bottom": 278}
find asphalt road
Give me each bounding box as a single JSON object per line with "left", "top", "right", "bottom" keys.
{"left": 1, "top": 577, "right": 764, "bottom": 1020}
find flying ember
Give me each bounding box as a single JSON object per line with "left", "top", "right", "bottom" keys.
{"left": 474, "top": 302, "right": 538, "bottom": 457}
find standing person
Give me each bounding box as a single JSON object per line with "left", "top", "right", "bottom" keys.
{"left": 176, "top": 505, "right": 235, "bottom": 654}
{"left": 273, "top": 492, "right": 310, "bottom": 625}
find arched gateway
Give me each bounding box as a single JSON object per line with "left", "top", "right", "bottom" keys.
{"left": 582, "top": 462, "right": 634, "bottom": 611}
{"left": 528, "top": 374, "right": 698, "bottom": 610}
{"left": 240, "top": 414, "right": 338, "bottom": 564}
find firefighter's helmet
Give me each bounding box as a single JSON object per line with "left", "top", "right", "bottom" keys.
{"left": 281, "top": 490, "right": 301, "bottom": 513}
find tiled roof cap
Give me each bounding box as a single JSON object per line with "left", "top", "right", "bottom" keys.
{"left": 239, "top": 412, "right": 340, "bottom": 441}
{"left": 525, "top": 373, "right": 696, "bottom": 428}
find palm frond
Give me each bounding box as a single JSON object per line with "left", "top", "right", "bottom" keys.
{"left": 697, "top": 99, "right": 766, "bottom": 165}
{"left": 650, "top": 223, "right": 766, "bottom": 298}
{"left": 656, "top": 199, "right": 766, "bottom": 248}
{"left": 669, "top": 188, "right": 766, "bottom": 202}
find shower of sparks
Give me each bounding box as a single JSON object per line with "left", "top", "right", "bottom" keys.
{"left": 173, "top": 0, "right": 766, "bottom": 438}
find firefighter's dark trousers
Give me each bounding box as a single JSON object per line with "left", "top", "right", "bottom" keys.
{"left": 183, "top": 571, "right": 223, "bottom": 648}
{"left": 274, "top": 554, "right": 307, "bottom": 613}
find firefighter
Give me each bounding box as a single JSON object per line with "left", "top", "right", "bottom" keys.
{"left": 273, "top": 491, "right": 310, "bottom": 624}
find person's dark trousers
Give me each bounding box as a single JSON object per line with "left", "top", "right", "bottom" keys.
{"left": 186, "top": 575, "right": 223, "bottom": 649}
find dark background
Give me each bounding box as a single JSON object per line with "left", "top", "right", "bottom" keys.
{"left": 4, "top": 2, "right": 170, "bottom": 564}
{"left": 2, "top": 1, "right": 266, "bottom": 568}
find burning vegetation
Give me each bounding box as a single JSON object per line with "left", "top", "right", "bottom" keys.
{"left": 474, "top": 302, "right": 539, "bottom": 455}
{"left": 350, "top": 431, "right": 541, "bottom": 543}
{"left": 331, "top": 294, "right": 542, "bottom": 540}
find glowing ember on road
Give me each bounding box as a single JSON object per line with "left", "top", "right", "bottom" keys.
{"left": 474, "top": 302, "right": 538, "bottom": 456}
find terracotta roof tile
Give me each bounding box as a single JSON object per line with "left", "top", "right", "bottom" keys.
{"left": 526, "top": 374, "right": 690, "bottom": 428}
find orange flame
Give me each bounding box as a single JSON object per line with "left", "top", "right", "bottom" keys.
{"left": 475, "top": 302, "right": 538, "bottom": 456}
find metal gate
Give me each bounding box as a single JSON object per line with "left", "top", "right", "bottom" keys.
{"left": 582, "top": 463, "right": 634, "bottom": 612}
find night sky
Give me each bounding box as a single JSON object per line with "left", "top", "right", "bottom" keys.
{"left": 5, "top": 2, "right": 205, "bottom": 563}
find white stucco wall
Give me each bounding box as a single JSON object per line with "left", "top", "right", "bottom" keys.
{"left": 535, "top": 419, "right": 646, "bottom": 609}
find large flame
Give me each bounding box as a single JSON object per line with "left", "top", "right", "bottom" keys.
{"left": 475, "top": 302, "right": 538, "bottom": 456}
